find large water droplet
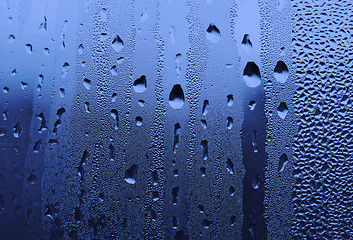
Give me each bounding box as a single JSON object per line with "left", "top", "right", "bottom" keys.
{"left": 202, "top": 100, "right": 209, "bottom": 116}
{"left": 243, "top": 62, "right": 261, "bottom": 88}
{"left": 206, "top": 24, "right": 221, "bottom": 43}
{"left": 277, "top": 102, "right": 288, "bottom": 119}
{"left": 278, "top": 153, "right": 288, "bottom": 172}
{"left": 169, "top": 84, "right": 185, "bottom": 109}
{"left": 133, "top": 75, "right": 147, "bottom": 93}
{"left": 124, "top": 164, "right": 138, "bottom": 184}
{"left": 112, "top": 35, "right": 124, "bottom": 52}
{"left": 274, "top": 61, "right": 289, "bottom": 83}
{"left": 110, "top": 109, "right": 119, "bottom": 130}
{"left": 241, "top": 34, "right": 252, "bottom": 53}
{"left": 201, "top": 140, "right": 208, "bottom": 160}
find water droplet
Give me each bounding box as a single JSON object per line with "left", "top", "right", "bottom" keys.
{"left": 249, "top": 100, "right": 256, "bottom": 110}
{"left": 33, "top": 140, "right": 42, "bottom": 153}
{"left": 21, "top": 82, "right": 28, "bottom": 90}
{"left": 278, "top": 153, "right": 288, "bottom": 172}
{"left": 227, "top": 117, "right": 233, "bottom": 129}
{"left": 124, "top": 164, "right": 138, "bottom": 184}
{"left": 13, "top": 123, "right": 21, "bottom": 138}
{"left": 230, "top": 216, "right": 236, "bottom": 226}
{"left": 172, "top": 187, "right": 179, "bottom": 205}
{"left": 61, "top": 62, "right": 70, "bottom": 78}
{"left": 200, "top": 167, "right": 206, "bottom": 176}
{"left": 227, "top": 95, "right": 234, "bottom": 106}
{"left": 226, "top": 158, "right": 234, "bottom": 174}
{"left": 77, "top": 150, "right": 89, "bottom": 181}
{"left": 25, "top": 44, "right": 33, "bottom": 54}
{"left": 201, "top": 119, "right": 207, "bottom": 129}
{"left": 117, "top": 57, "right": 124, "bottom": 64}
{"left": 100, "top": 33, "right": 108, "bottom": 41}
{"left": 241, "top": 34, "right": 252, "bottom": 53}
{"left": 251, "top": 131, "right": 258, "bottom": 153}
{"left": 202, "top": 100, "right": 209, "bottom": 116}
{"left": 36, "top": 112, "right": 47, "bottom": 133}
{"left": 110, "top": 109, "right": 119, "bottom": 130}
{"left": 111, "top": 93, "right": 117, "bottom": 102}
{"left": 198, "top": 205, "right": 205, "bottom": 214}
{"left": 28, "top": 174, "right": 37, "bottom": 184}
{"left": 133, "top": 75, "right": 147, "bottom": 93}
{"left": 172, "top": 217, "right": 178, "bottom": 229}
{"left": 173, "top": 123, "right": 181, "bottom": 154}
{"left": 151, "top": 170, "right": 159, "bottom": 185}
{"left": 7, "top": 35, "right": 15, "bottom": 44}
{"left": 152, "top": 191, "right": 159, "bottom": 201}
{"left": 138, "top": 99, "right": 145, "bottom": 107}
{"left": 111, "top": 65, "right": 118, "bottom": 76}
{"left": 243, "top": 62, "right": 261, "bottom": 88}
{"left": 112, "top": 35, "right": 124, "bottom": 52}
{"left": 202, "top": 219, "right": 213, "bottom": 229}
{"left": 109, "top": 144, "right": 115, "bottom": 161}
{"left": 201, "top": 140, "right": 208, "bottom": 160}
{"left": 84, "top": 102, "right": 90, "bottom": 113}
{"left": 277, "top": 102, "right": 288, "bottom": 119}
{"left": 78, "top": 44, "right": 84, "bottom": 54}
{"left": 83, "top": 79, "right": 91, "bottom": 90}
{"left": 59, "top": 88, "right": 65, "bottom": 97}
{"left": 169, "top": 84, "right": 185, "bottom": 109}
{"left": 206, "top": 24, "right": 221, "bottom": 43}
{"left": 229, "top": 186, "right": 235, "bottom": 196}
{"left": 136, "top": 116, "right": 143, "bottom": 126}
{"left": 274, "top": 60, "right": 289, "bottom": 83}
{"left": 99, "top": 192, "right": 105, "bottom": 201}
{"left": 43, "top": 48, "right": 50, "bottom": 55}
{"left": 100, "top": 8, "right": 107, "bottom": 22}
{"left": 252, "top": 174, "right": 260, "bottom": 189}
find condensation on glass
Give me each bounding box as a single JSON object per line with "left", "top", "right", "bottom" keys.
{"left": 0, "top": 0, "right": 351, "bottom": 239}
